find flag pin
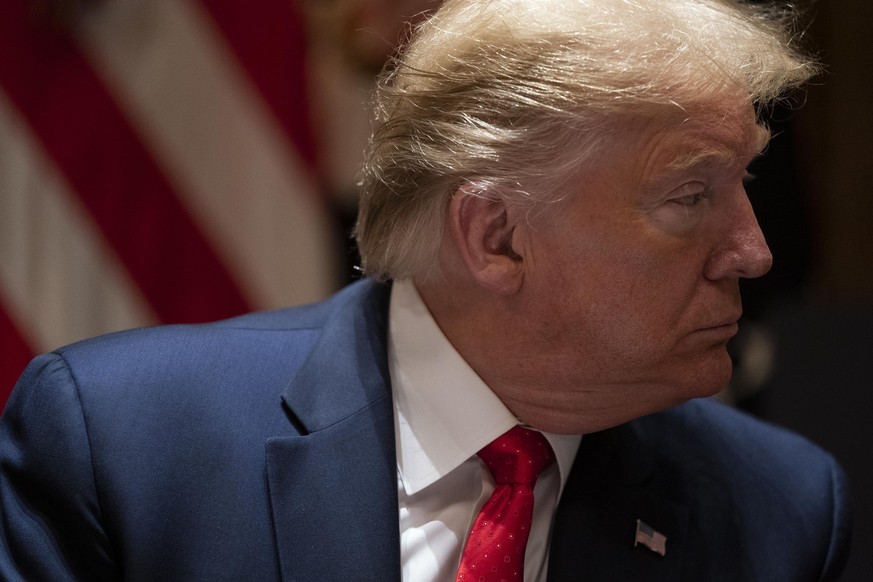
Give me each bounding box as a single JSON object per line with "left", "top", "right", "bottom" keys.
{"left": 634, "top": 519, "right": 667, "bottom": 557}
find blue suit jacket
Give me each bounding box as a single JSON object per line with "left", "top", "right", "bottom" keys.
{"left": 0, "top": 280, "right": 851, "bottom": 581}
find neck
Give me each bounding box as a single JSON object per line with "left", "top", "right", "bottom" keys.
{"left": 414, "top": 280, "right": 577, "bottom": 432}
{"left": 414, "top": 279, "right": 688, "bottom": 435}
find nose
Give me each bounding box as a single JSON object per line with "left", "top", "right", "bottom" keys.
{"left": 704, "top": 191, "right": 773, "bottom": 281}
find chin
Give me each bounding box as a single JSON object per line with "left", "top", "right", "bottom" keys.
{"left": 685, "top": 352, "right": 734, "bottom": 398}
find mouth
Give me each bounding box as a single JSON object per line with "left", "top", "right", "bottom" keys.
{"left": 693, "top": 314, "right": 741, "bottom": 341}
{"left": 703, "top": 313, "right": 742, "bottom": 330}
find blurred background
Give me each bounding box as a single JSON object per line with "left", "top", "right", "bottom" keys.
{"left": 0, "top": 0, "right": 869, "bottom": 578}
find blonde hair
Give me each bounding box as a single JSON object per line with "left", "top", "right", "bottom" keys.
{"left": 355, "top": 0, "right": 818, "bottom": 281}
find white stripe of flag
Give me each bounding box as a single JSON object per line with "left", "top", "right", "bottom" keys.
{"left": 0, "top": 89, "right": 158, "bottom": 354}
{"left": 75, "top": 0, "right": 339, "bottom": 310}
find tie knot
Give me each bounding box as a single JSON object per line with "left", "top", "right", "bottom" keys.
{"left": 477, "top": 426, "right": 554, "bottom": 487}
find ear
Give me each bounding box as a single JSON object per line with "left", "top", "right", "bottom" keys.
{"left": 447, "top": 185, "right": 525, "bottom": 295}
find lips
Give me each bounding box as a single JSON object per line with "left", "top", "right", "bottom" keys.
{"left": 702, "top": 313, "right": 742, "bottom": 330}
{"left": 688, "top": 312, "right": 742, "bottom": 343}
{"left": 689, "top": 315, "right": 741, "bottom": 345}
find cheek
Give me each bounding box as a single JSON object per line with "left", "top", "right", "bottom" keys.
{"left": 530, "top": 211, "right": 709, "bottom": 352}
{"left": 552, "top": 245, "right": 705, "bottom": 365}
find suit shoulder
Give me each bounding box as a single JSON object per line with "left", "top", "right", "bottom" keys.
{"left": 52, "top": 309, "right": 319, "bottom": 380}
{"left": 648, "top": 399, "right": 830, "bottom": 463}
{"left": 14, "top": 280, "right": 385, "bottom": 407}
{"left": 641, "top": 399, "right": 841, "bottom": 482}
{"left": 640, "top": 399, "right": 849, "bottom": 541}
{"left": 54, "top": 279, "right": 384, "bottom": 367}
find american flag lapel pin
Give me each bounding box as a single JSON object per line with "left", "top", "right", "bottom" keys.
{"left": 634, "top": 519, "right": 667, "bottom": 557}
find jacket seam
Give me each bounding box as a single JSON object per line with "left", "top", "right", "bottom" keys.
{"left": 50, "top": 351, "right": 112, "bottom": 554}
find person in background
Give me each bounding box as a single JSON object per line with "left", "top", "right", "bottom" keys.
{"left": 0, "top": 0, "right": 851, "bottom": 580}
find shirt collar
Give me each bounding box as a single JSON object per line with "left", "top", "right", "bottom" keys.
{"left": 388, "top": 280, "right": 581, "bottom": 496}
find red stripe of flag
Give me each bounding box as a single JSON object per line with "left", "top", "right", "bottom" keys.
{"left": 0, "top": 1, "right": 252, "bottom": 324}
{"left": 197, "top": 0, "right": 319, "bottom": 171}
{"left": 0, "top": 301, "right": 36, "bottom": 411}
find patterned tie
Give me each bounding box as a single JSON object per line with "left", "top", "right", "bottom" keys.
{"left": 456, "top": 426, "right": 555, "bottom": 582}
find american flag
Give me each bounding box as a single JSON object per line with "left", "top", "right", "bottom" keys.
{"left": 0, "top": 0, "right": 343, "bottom": 409}
{"left": 634, "top": 519, "right": 667, "bottom": 557}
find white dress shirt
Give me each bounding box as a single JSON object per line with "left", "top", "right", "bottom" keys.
{"left": 388, "top": 280, "right": 582, "bottom": 582}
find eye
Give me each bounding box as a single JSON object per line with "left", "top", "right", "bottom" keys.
{"left": 669, "top": 191, "right": 706, "bottom": 207}
{"left": 646, "top": 179, "right": 713, "bottom": 229}
{"left": 665, "top": 182, "right": 708, "bottom": 208}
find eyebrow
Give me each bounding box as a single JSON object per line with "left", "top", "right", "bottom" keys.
{"left": 665, "top": 124, "right": 772, "bottom": 171}
{"left": 666, "top": 148, "right": 739, "bottom": 171}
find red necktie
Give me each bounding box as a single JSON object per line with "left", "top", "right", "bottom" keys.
{"left": 456, "top": 426, "right": 555, "bottom": 582}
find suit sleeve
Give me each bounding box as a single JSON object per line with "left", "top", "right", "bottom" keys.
{"left": 0, "top": 353, "right": 120, "bottom": 581}
{"left": 820, "top": 452, "right": 853, "bottom": 582}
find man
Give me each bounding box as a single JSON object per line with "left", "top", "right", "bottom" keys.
{"left": 0, "top": 0, "right": 851, "bottom": 580}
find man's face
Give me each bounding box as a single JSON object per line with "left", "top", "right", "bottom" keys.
{"left": 510, "top": 106, "right": 772, "bottom": 431}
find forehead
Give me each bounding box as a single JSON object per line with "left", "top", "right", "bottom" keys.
{"left": 539, "top": 102, "right": 768, "bottom": 218}
{"left": 585, "top": 104, "right": 770, "bottom": 197}
{"left": 660, "top": 122, "right": 769, "bottom": 172}
{"left": 643, "top": 105, "right": 768, "bottom": 172}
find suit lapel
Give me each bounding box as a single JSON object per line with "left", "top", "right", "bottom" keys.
{"left": 265, "top": 282, "right": 401, "bottom": 582}
{"left": 265, "top": 406, "right": 399, "bottom": 582}
{"left": 548, "top": 420, "right": 689, "bottom": 581}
